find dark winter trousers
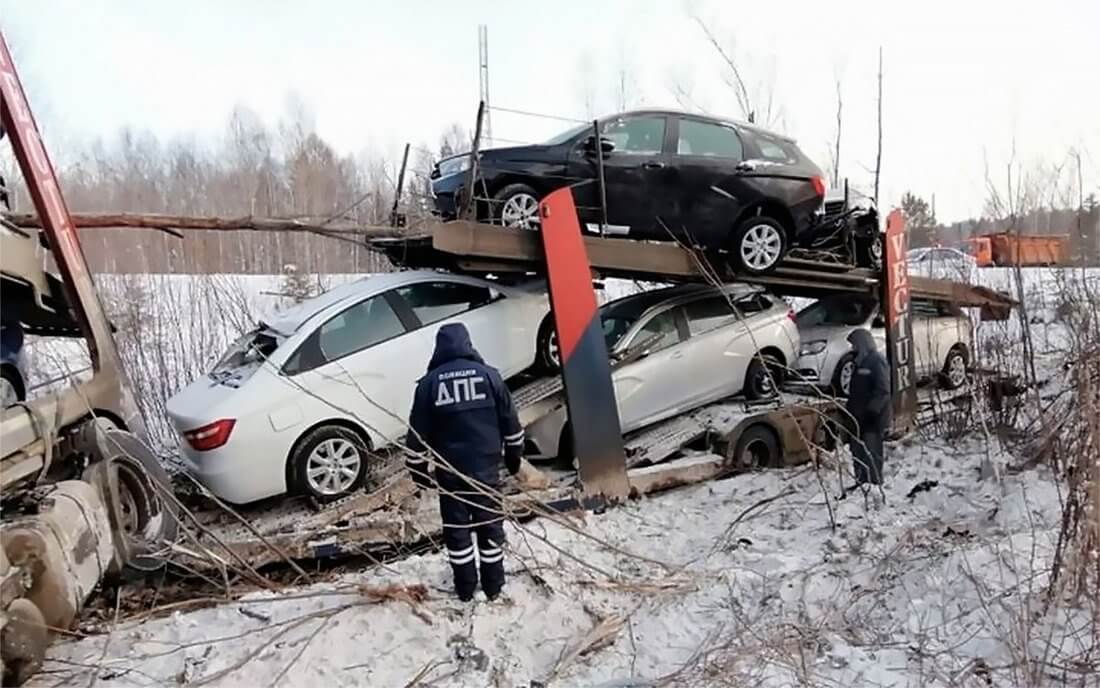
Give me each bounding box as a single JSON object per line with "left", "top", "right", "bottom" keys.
{"left": 850, "top": 425, "right": 885, "bottom": 485}
{"left": 439, "top": 489, "right": 506, "bottom": 601}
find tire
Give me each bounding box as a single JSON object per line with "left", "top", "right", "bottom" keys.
{"left": 728, "top": 425, "right": 780, "bottom": 470}
{"left": 858, "top": 233, "right": 884, "bottom": 272}
{"left": 290, "top": 425, "right": 371, "bottom": 502}
{"left": 0, "top": 365, "right": 24, "bottom": 407}
{"left": 940, "top": 346, "right": 968, "bottom": 390}
{"left": 743, "top": 353, "right": 783, "bottom": 401}
{"left": 83, "top": 429, "right": 180, "bottom": 575}
{"left": 729, "top": 216, "right": 788, "bottom": 275}
{"left": 492, "top": 183, "right": 541, "bottom": 230}
{"left": 535, "top": 316, "right": 561, "bottom": 374}
{"left": 1, "top": 598, "right": 47, "bottom": 686}
{"left": 831, "top": 353, "right": 857, "bottom": 397}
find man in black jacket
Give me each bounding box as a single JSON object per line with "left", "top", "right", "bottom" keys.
{"left": 405, "top": 323, "right": 524, "bottom": 601}
{"left": 845, "top": 328, "right": 892, "bottom": 486}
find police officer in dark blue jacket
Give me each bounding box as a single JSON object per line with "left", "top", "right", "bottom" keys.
{"left": 845, "top": 328, "right": 892, "bottom": 485}
{"left": 405, "top": 323, "right": 524, "bottom": 601}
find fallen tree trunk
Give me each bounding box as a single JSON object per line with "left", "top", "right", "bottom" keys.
{"left": 3, "top": 212, "right": 406, "bottom": 238}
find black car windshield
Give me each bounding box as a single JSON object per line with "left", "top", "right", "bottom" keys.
{"left": 544, "top": 122, "right": 590, "bottom": 146}
{"left": 797, "top": 297, "right": 875, "bottom": 327}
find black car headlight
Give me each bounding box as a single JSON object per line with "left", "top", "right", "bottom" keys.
{"left": 437, "top": 155, "right": 472, "bottom": 178}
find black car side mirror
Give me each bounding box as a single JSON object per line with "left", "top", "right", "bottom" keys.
{"left": 583, "top": 136, "right": 615, "bottom": 155}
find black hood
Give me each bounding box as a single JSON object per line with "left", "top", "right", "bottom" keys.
{"left": 428, "top": 323, "right": 484, "bottom": 370}
{"left": 847, "top": 328, "right": 877, "bottom": 363}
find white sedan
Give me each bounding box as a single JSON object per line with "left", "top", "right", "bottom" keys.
{"left": 524, "top": 284, "right": 801, "bottom": 463}
{"left": 167, "top": 271, "right": 554, "bottom": 504}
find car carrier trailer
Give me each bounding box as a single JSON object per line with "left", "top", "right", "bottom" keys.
{"left": 0, "top": 34, "right": 178, "bottom": 685}
{"left": 0, "top": 30, "right": 1019, "bottom": 685}
{"left": 170, "top": 191, "right": 1015, "bottom": 575}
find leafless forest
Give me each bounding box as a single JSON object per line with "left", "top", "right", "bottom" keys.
{"left": 1, "top": 106, "right": 467, "bottom": 274}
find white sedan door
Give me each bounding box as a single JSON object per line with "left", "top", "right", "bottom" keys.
{"left": 678, "top": 295, "right": 746, "bottom": 404}
{"left": 612, "top": 307, "right": 695, "bottom": 431}
{"left": 291, "top": 291, "right": 414, "bottom": 446}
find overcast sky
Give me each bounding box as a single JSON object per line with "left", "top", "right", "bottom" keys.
{"left": 4, "top": 0, "right": 1098, "bottom": 223}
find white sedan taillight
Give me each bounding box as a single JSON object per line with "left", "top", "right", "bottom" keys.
{"left": 182, "top": 419, "right": 236, "bottom": 451}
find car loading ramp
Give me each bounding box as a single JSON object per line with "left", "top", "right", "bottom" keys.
{"left": 371, "top": 219, "right": 1018, "bottom": 312}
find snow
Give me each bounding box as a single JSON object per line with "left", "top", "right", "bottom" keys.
{"left": 15, "top": 267, "right": 1096, "bottom": 686}
{"left": 33, "top": 438, "right": 1092, "bottom": 687}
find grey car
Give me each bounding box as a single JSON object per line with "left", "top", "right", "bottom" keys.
{"left": 525, "top": 283, "right": 801, "bottom": 463}
{"left": 792, "top": 294, "right": 972, "bottom": 395}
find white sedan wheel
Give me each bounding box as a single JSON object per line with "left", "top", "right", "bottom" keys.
{"left": 946, "top": 351, "right": 967, "bottom": 388}
{"left": 0, "top": 376, "right": 18, "bottom": 407}
{"left": 305, "top": 438, "right": 362, "bottom": 496}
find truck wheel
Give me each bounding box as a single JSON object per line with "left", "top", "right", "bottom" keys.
{"left": 492, "top": 184, "right": 541, "bottom": 230}
{"left": 291, "top": 425, "right": 371, "bottom": 502}
{"left": 744, "top": 354, "right": 783, "bottom": 400}
{"left": 728, "top": 425, "right": 779, "bottom": 470}
{"left": 940, "top": 346, "right": 968, "bottom": 390}
{"left": 729, "top": 216, "right": 787, "bottom": 275}
{"left": 535, "top": 316, "right": 562, "bottom": 374}
{"left": 1, "top": 599, "right": 48, "bottom": 687}
{"left": 84, "top": 429, "right": 180, "bottom": 575}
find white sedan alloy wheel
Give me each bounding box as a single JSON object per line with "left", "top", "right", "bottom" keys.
{"left": 306, "top": 438, "right": 362, "bottom": 496}
{"left": 946, "top": 352, "right": 967, "bottom": 388}
{"left": 740, "top": 223, "right": 784, "bottom": 271}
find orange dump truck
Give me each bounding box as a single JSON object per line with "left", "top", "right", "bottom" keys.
{"left": 968, "top": 233, "right": 1067, "bottom": 267}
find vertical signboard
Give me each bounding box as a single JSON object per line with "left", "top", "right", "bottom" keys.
{"left": 538, "top": 188, "right": 629, "bottom": 502}
{"left": 883, "top": 209, "right": 917, "bottom": 430}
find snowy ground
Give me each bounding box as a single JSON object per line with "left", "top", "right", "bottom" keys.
{"left": 18, "top": 266, "right": 1097, "bottom": 686}
{"left": 33, "top": 436, "right": 1094, "bottom": 688}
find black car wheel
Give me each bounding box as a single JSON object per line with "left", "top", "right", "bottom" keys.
{"left": 730, "top": 216, "right": 787, "bottom": 275}
{"left": 858, "top": 233, "right": 884, "bottom": 271}
{"left": 493, "top": 184, "right": 541, "bottom": 230}
{"left": 744, "top": 353, "right": 783, "bottom": 400}
{"left": 291, "top": 425, "right": 371, "bottom": 502}
{"left": 535, "top": 316, "right": 562, "bottom": 374}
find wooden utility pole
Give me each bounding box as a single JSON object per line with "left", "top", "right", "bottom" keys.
{"left": 874, "top": 46, "right": 883, "bottom": 207}
{"left": 833, "top": 79, "right": 843, "bottom": 188}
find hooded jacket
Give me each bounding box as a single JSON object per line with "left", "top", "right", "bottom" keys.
{"left": 406, "top": 323, "right": 523, "bottom": 488}
{"left": 845, "top": 328, "right": 892, "bottom": 430}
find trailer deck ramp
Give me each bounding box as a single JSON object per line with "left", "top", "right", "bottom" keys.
{"left": 373, "top": 220, "right": 1017, "bottom": 311}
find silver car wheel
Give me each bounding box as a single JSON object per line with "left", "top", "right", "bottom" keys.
{"left": 740, "top": 223, "right": 783, "bottom": 271}
{"left": 305, "top": 438, "right": 362, "bottom": 496}
{"left": 0, "top": 377, "right": 18, "bottom": 407}
{"left": 839, "top": 360, "right": 855, "bottom": 396}
{"left": 947, "top": 353, "right": 967, "bottom": 387}
{"left": 548, "top": 331, "right": 560, "bottom": 367}
{"left": 499, "top": 193, "right": 540, "bottom": 230}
